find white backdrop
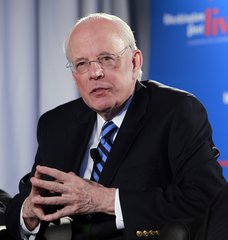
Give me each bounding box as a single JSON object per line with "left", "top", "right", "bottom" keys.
{"left": 0, "top": 0, "right": 129, "bottom": 196}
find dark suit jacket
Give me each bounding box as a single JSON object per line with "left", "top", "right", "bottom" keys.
{"left": 195, "top": 183, "right": 228, "bottom": 240}
{"left": 5, "top": 80, "right": 226, "bottom": 240}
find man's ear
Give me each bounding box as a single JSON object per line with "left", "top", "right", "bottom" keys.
{"left": 132, "top": 49, "right": 143, "bottom": 78}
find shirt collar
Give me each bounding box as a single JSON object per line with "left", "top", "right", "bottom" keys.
{"left": 97, "top": 94, "right": 133, "bottom": 137}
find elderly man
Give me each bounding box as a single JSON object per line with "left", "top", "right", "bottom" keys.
{"left": 5, "top": 13, "right": 226, "bottom": 240}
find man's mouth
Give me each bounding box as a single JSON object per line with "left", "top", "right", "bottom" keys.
{"left": 91, "top": 87, "right": 109, "bottom": 95}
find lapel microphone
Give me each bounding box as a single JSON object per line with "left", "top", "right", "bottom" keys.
{"left": 90, "top": 148, "right": 101, "bottom": 164}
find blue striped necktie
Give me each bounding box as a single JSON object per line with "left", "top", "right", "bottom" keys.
{"left": 91, "top": 121, "right": 118, "bottom": 182}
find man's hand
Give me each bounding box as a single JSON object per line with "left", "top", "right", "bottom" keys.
{"left": 25, "top": 165, "right": 116, "bottom": 223}
{"left": 22, "top": 169, "right": 45, "bottom": 230}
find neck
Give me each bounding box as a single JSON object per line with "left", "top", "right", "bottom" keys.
{"left": 99, "top": 108, "right": 120, "bottom": 121}
{"left": 99, "top": 94, "right": 134, "bottom": 121}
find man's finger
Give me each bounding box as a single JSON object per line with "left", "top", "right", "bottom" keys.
{"left": 31, "top": 177, "right": 67, "bottom": 194}
{"left": 35, "top": 165, "right": 69, "bottom": 182}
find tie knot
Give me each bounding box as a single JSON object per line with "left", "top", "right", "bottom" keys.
{"left": 101, "top": 121, "right": 118, "bottom": 141}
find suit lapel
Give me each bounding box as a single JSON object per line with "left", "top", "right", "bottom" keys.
{"left": 99, "top": 82, "right": 149, "bottom": 186}
{"left": 64, "top": 102, "right": 96, "bottom": 174}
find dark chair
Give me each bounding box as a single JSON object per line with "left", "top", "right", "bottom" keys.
{"left": 0, "top": 189, "right": 12, "bottom": 239}
{"left": 160, "top": 222, "right": 191, "bottom": 240}
{"left": 0, "top": 189, "right": 11, "bottom": 225}
{"left": 43, "top": 220, "right": 191, "bottom": 240}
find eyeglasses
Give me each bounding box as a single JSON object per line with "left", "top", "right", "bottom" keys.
{"left": 66, "top": 46, "right": 129, "bottom": 74}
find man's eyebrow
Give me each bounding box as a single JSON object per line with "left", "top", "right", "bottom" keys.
{"left": 72, "top": 51, "right": 114, "bottom": 62}
{"left": 73, "top": 57, "right": 87, "bottom": 62}
{"left": 97, "top": 51, "right": 114, "bottom": 56}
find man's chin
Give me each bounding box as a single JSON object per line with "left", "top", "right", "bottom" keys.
{"left": 91, "top": 104, "right": 120, "bottom": 120}
{"left": 93, "top": 106, "right": 112, "bottom": 114}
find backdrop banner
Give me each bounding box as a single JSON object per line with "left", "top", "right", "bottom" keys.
{"left": 149, "top": 0, "right": 228, "bottom": 178}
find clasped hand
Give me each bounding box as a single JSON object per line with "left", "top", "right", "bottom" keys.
{"left": 22, "top": 165, "right": 116, "bottom": 230}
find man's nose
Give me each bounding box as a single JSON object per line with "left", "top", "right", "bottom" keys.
{"left": 89, "top": 61, "right": 104, "bottom": 80}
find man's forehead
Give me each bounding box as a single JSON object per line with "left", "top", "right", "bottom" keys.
{"left": 68, "top": 24, "right": 125, "bottom": 58}
{"left": 71, "top": 29, "right": 122, "bottom": 43}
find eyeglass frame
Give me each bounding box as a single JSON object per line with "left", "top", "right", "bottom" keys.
{"left": 65, "top": 46, "right": 131, "bottom": 74}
